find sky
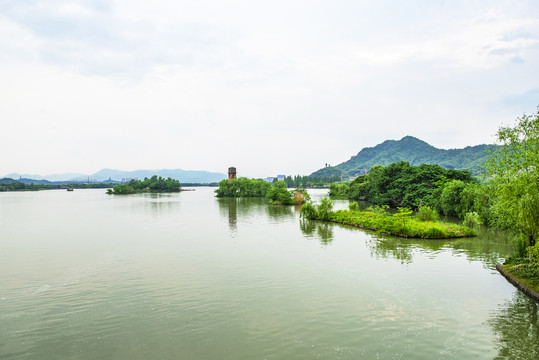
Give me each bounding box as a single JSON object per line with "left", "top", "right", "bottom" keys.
{"left": 1, "top": 0, "right": 538, "bottom": 178}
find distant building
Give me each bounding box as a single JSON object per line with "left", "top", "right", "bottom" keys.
{"left": 277, "top": 175, "right": 285, "bottom": 182}
{"left": 264, "top": 177, "right": 275, "bottom": 183}
{"left": 228, "top": 167, "right": 237, "bottom": 181}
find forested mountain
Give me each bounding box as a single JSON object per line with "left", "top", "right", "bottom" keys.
{"left": 310, "top": 136, "right": 495, "bottom": 177}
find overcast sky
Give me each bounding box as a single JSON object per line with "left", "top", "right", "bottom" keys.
{"left": 1, "top": 0, "right": 538, "bottom": 178}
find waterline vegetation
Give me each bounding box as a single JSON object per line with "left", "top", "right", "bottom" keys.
{"left": 301, "top": 198, "right": 475, "bottom": 239}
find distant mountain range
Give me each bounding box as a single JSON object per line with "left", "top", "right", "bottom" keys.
{"left": 2, "top": 168, "right": 227, "bottom": 184}
{"left": 310, "top": 136, "right": 496, "bottom": 177}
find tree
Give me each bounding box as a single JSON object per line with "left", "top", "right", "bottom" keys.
{"left": 487, "top": 107, "right": 539, "bottom": 252}
{"left": 439, "top": 180, "right": 466, "bottom": 217}
{"left": 266, "top": 181, "right": 293, "bottom": 204}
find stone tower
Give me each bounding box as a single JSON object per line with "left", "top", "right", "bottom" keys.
{"left": 228, "top": 167, "right": 237, "bottom": 181}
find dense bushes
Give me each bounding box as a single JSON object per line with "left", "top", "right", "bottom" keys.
{"left": 266, "top": 181, "right": 310, "bottom": 205}
{"left": 328, "top": 183, "right": 350, "bottom": 197}
{"left": 216, "top": 178, "right": 309, "bottom": 205}
{"left": 343, "top": 162, "right": 475, "bottom": 209}
{"left": 215, "top": 178, "right": 271, "bottom": 197}
{"left": 416, "top": 205, "right": 439, "bottom": 222}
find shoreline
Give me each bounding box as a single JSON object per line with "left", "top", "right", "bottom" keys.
{"left": 304, "top": 208, "right": 476, "bottom": 239}
{"left": 496, "top": 264, "right": 539, "bottom": 303}
{"left": 317, "top": 217, "right": 474, "bottom": 239}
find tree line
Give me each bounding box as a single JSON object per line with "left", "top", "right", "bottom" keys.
{"left": 281, "top": 174, "right": 341, "bottom": 188}
{"left": 0, "top": 182, "right": 52, "bottom": 191}
{"left": 215, "top": 178, "right": 309, "bottom": 205}
{"left": 108, "top": 176, "right": 181, "bottom": 194}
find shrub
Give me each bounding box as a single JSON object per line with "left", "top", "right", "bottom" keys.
{"left": 316, "top": 197, "right": 335, "bottom": 220}
{"left": 462, "top": 211, "right": 483, "bottom": 228}
{"left": 416, "top": 205, "right": 439, "bottom": 222}
{"left": 112, "top": 184, "right": 135, "bottom": 194}
{"left": 349, "top": 202, "right": 360, "bottom": 212}
{"left": 393, "top": 207, "right": 413, "bottom": 228}
{"left": 300, "top": 202, "right": 317, "bottom": 219}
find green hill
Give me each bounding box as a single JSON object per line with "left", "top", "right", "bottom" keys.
{"left": 311, "top": 136, "right": 495, "bottom": 178}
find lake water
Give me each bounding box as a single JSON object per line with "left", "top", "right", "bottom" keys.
{"left": 1, "top": 188, "right": 538, "bottom": 359}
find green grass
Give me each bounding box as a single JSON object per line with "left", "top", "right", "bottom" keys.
{"left": 501, "top": 258, "right": 539, "bottom": 294}
{"left": 319, "top": 209, "right": 476, "bottom": 239}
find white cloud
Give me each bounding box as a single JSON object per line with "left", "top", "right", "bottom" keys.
{"left": 1, "top": 0, "right": 539, "bottom": 177}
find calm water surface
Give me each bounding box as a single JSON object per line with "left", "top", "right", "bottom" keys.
{"left": 1, "top": 188, "right": 538, "bottom": 359}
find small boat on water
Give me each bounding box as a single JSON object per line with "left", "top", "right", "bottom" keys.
{"left": 67, "top": 188, "right": 74, "bottom": 191}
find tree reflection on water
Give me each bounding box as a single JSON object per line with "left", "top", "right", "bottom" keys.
{"left": 488, "top": 291, "right": 539, "bottom": 359}
{"left": 299, "top": 219, "right": 334, "bottom": 245}
{"left": 366, "top": 236, "right": 414, "bottom": 264}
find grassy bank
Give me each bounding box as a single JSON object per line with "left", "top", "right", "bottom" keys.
{"left": 301, "top": 200, "right": 475, "bottom": 239}
{"left": 498, "top": 259, "right": 539, "bottom": 295}
{"left": 327, "top": 210, "right": 475, "bottom": 238}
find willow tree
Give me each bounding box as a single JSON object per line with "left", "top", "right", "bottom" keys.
{"left": 487, "top": 107, "right": 539, "bottom": 255}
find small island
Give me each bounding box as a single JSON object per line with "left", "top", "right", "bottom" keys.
{"left": 215, "top": 177, "right": 309, "bottom": 205}
{"left": 107, "top": 176, "right": 181, "bottom": 194}
{"left": 301, "top": 198, "right": 476, "bottom": 239}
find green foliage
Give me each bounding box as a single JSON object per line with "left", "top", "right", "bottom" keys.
{"left": 321, "top": 209, "right": 475, "bottom": 239}
{"left": 316, "top": 197, "right": 335, "bottom": 220}
{"left": 266, "top": 181, "right": 295, "bottom": 205}
{"left": 348, "top": 201, "right": 360, "bottom": 212}
{"left": 486, "top": 107, "right": 539, "bottom": 251}
{"left": 0, "top": 181, "right": 52, "bottom": 191}
{"left": 393, "top": 207, "right": 413, "bottom": 228}
{"left": 501, "top": 258, "right": 539, "bottom": 293}
{"left": 347, "top": 162, "right": 475, "bottom": 210}
{"left": 459, "top": 182, "right": 493, "bottom": 225}
{"left": 423, "top": 226, "right": 447, "bottom": 239}
{"left": 110, "top": 176, "right": 181, "bottom": 194}
{"left": 348, "top": 175, "right": 369, "bottom": 200}
{"left": 328, "top": 183, "right": 350, "bottom": 197}
{"left": 299, "top": 197, "right": 335, "bottom": 220}
{"left": 217, "top": 178, "right": 309, "bottom": 205}
{"left": 416, "top": 205, "right": 439, "bottom": 222}
{"left": 215, "top": 177, "right": 271, "bottom": 198}
{"left": 439, "top": 180, "right": 466, "bottom": 217}
{"left": 300, "top": 202, "right": 317, "bottom": 219}
{"left": 302, "top": 199, "right": 474, "bottom": 239}
{"left": 111, "top": 184, "right": 135, "bottom": 194}
{"left": 282, "top": 174, "right": 341, "bottom": 188}
{"left": 365, "top": 204, "right": 389, "bottom": 214}
{"left": 297, "top": 189, "right": 311, "bottom": 202}
{"left": 462, "top": 211, "right": 483, "bottom": 228}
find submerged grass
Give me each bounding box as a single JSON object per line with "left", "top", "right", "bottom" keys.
{"left": 321, "top": 209, "right": 476, "bottom": 239}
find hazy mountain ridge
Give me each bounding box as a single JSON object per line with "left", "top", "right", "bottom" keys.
{"left": 311, "top": 136, "right": 496, "bottom": 177}
{"left": 3, "top": 168, "right": 227, "bottom": 184}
